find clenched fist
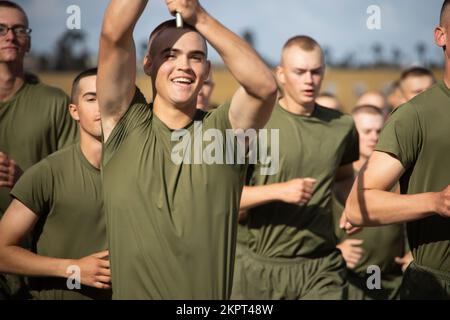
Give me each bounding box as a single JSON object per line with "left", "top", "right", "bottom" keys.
{"left": 434, "top": 185, "right": 450, "bottom": 218}
{"left": 0, "top": 152, "right": 23, "bottom": 188}
{"left": 277, "top": 178, "right": 316, "bottom": 206}
{"left": 166, "top": 0, "right": 204, "bottom": 26}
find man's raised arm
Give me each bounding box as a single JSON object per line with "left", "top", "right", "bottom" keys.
{"left": 97, "top": 0, "right": 148, "bottom": 141}
{"left": 167, "top": 0, "right": 277, "bottom": 130}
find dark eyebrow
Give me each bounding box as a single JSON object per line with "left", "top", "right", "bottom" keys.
{"left": 295, "top": 66, "right": 323, "bottom": 72}
{"left": 0, "top": 23, "right": 28, "bottom": 28}
{"left": 190, "top": 50, "right": 206, "bottom": 57}
{"left": 161, "top": 47, "right": 178, "bottom": 55}
{"left": 161, "top": 48, "right": 206, "bottom": 57}
{"left": 82, "top": 92, "right": 97, "bottom": 98}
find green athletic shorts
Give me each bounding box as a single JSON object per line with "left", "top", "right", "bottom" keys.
{"left": 400, "top": 262, "right": 450, "bottom": 300}
{"left": 231, "top": 247, "right": 348, "bottom": 300}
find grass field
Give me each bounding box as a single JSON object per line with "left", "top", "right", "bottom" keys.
{"left": 39, "top": 67, "right": 443, "bottom": 113}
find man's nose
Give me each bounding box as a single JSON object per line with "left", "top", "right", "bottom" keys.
{"left": 3, "top": 29, "right": 17, "bottom": 41}
{"left": 177, "top": 55, "right": 191, "bottom": 70}
{"left": 305, "top": 72, "right": 313, "bottom": 83}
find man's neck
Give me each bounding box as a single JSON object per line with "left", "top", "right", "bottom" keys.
{"left": 279, "top": 96, "right": 315, "bottom": 116}
{"left": 0, "top": 62, "right": 25, "bottom": 102}
{"left": 153, "top": 96, "right": 197, "bottom": 130}
{"left": 79, "top": 131, "right": 102, "bottom": 169}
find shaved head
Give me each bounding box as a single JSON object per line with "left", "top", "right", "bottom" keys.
{"left": 281, "top": 35, "right": 324, "bottom": 65}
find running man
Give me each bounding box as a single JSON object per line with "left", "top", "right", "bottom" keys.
{"left": 345, "top": 0, "right": 450, "bottom": 299}
{"left": 232, "top": 35, "right": 359, "bottom": 300}
{"left": 333, "top": 105, "right": 407, "bottom": 300}
{"left": 97, "top": 0, "right": 277, "bottom": 299}
{"left": 0, "top": 0, "right": 78, "bottom": 299}
{"left": 0, "top": 69, "right": 111, "bottom": 300}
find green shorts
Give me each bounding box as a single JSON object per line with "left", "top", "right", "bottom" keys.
{"left": 0, "top": 273, "right": 30, "bottom": 300}
{"left": 231, "top": 247, "right": 348, "bottom": 300}
{"left": 400, "top": 262, "right": 450, "bottom": 300}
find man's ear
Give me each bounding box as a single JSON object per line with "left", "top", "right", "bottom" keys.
{"left": 203, "top": 60, "right": 211, "bottom": 80}
{"left": 143, "top": 54, "right": 152, "bottom": 76}
{"left": 276, "top": 66, "right": 286, "bottom": 85}
{"left": 435, "top": 26, "right": 447, "bottom": 49}
{"left": 68, "top": 103, "right": 80, "bottom": 121}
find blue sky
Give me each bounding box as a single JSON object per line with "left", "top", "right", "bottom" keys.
{"left": 18, "top": 0, "right": 445, "bottom": 66}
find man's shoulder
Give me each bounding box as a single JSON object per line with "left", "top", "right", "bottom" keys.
{"left": 316, "top": 105, "right": 355, "bottom": 130}
{"left": 24, "top": 81, "right": 69, "bottom": 102}
{"left": 44, "top": 144, "right": 77, "bottom": 168}
{"left": 398, "top": 82, "right": 447, "bottom": 114}
{"left": 201, "top": 102, "right": 231, "bottom": 129}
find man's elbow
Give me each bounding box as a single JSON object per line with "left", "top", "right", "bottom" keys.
{"left": 344, "top": 195, "right": 364, "bottom": 227}
{"left": 0, "top": 246, "right": 9, "bottom": 273}
{"left": 259, "top": 77, "right": 278, "bottom": 102}
{"left": 100, "top": 21, "right": 132, "bottom": 45}
{"left": 245, "top": 75, "right": 278, "bottom": 103}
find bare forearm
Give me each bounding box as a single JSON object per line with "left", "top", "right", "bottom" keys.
{"left": 98, "top": 0, "right": 146, "bottom": 136}
{"left": 194, "top": 10, "right": 276, "bottom": 100}
{"left": 240, "top": 184, "right": 281, "bottom": 212}
{"left": 0, "top": 246, "right": 71, "bottom": 279}
{"left": 101, "top": 0, "right": 148, "bottom": 43}
{"left": 346, "top": 189, "right": 437, "bottom": 226}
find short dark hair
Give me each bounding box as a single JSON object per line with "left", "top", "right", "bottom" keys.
{"left": 399, "top": 66, "right": 436, "bottom": 83}
{"left": 352, "top": 104, "right": 384, "bottom": 117}
{"left": 147, "top": 19, "right": 207, "bottom": 57}
{"left": 0, "top": 1, "right": 29, "bottom": 26}
{"left": 441, "top": 0, "right": 450, "bottom": 26}
{"left": 71, "top": 68, "right": 98, "bottom": 103}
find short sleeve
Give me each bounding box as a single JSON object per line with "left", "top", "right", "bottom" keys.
{"left": 375, "top": 103, "right": 422, "bottom": 170}
{"left": 203, "top": 103, "right": 232, "bottom": 132}
{"left": 340, "top": 121, "right": 360, "bottom": 166}
{"left": 10, "top": 160, "right": 53, "bottom": 217}
{"left": 103, "top": 87, "right": 150, "bottom": 161}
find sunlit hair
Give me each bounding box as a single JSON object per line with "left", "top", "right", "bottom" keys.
{"left": 281, "top": 35, "right": 324, "bottom": 65}
{"left": 351, "top": 104, "right": 384, "bottom": 117}
{"left": 399, "top": 66, "right": 436, "bottom": 84}
{"left": 147, "top": 19, "right": 208, "bottom": 57}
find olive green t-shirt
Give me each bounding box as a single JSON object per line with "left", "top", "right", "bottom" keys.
{"left": 11, "top": 144, "right": 110, "bottom": 300}
{"left": 102, "top": 91, "right": 246, "bottom": 300}
{"left": 375, "top": 81, "right": 450, "bottom": 272}
{"left": 245, "top": 104, "right": 359, "bottom": 258}
{"left": 332, "top": 195, "right": 404, "bottom": 277}
{"left": 0, "top": 81, "right": 78, "bottom": 217}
